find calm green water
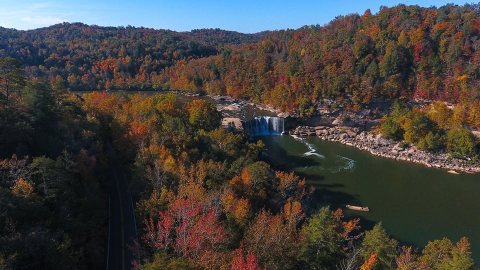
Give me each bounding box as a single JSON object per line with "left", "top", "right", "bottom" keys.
{"left": 261, "top": 135, "right": 480, "bottom": 260}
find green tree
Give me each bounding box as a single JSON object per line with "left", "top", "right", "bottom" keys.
{"left": 297, "top": 95, "right": 315, "bottom": 117}
{"left": 298, "top": 207, "right": 344, "bottom": 269}
{"left": 390, "top": 101, "right": 408, "bottom": 119}
{"left": 402, "top": 110, "right": 433, "bottom": 145}
{"left": 231, "top": 161, "right": 273, "bottom": 205}
{"left": 51, "top": 75, "right": 68, "bottom": 105}
{"left": 449, "top": 238, "right": 475, "bottom": 270}
{"left": 0, "top": 57, "right": 30, "bottom": 157}
{"left": 380, "top": 117, "right": 403, "bottom": 140}
{"left": 418, "top": 237, "right": 474, "bottom": 270}
{"left": 379, "top": 42, "right": 402, "bottom": 78}
{"left": 446, "top": 128, "right": 477, "bottom": 158}
{"left": 360, "top": 223, "right": 398, "bottom": 270}
{"left": 24, "top": 81, "right": 61, "bottom": 156}
{"left": 186, "top": 99, "right": 221, "bottom": 131}
{"left": 0, "top": 58, "right": 32, "bottom": 157}
{"left": 0, "top": 57, "right": 25, "bottom": 107}
{"left": 200, "top": 127, "right": 243, "bottom": 161}
{"left": 417, "top": 131, "right": 445, "bottom": 152}
{"left": 0, "top": 105, "right": 32, "bottom": 157}
{"left": 244, "top": 161, "right": 272, "bottom": 193}
{"left": 140, "top": 252, "right": 194, "bottom": 270}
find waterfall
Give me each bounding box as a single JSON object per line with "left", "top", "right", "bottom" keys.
{"left": 243, "top": 116, "right": 284, "bottom": 136}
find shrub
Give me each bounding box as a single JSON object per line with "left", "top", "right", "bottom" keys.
{"left": 446, "top": 128, "right": 478, "bottom": 158}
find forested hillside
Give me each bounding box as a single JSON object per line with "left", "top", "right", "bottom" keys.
{"left": 0, "top": 56, "right": 476, "bottom": 269}
{"left": 0, "top": 57, "right": 108, "bottom": 269}
{"left": 2, "top": 5, "right": 480, "bottom": 117}
{"left": 163, "top": 4, "right": 480, "bottom": 114}
{"left": 0, "top": 23, "right": 264, "bottom": 91}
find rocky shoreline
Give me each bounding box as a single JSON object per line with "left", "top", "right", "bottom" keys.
{"left": 179, "top": 92, "right": 480, "bottom": 173}
{"left": 291, "top": 125, "right": 480, "bottom": 174}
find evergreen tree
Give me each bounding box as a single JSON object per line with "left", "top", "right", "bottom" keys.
{"left": 298, "top": 207, "right": 344, "bottom": 269}
{"left": 360, "top": 223, "right": 398, "bottom": 270}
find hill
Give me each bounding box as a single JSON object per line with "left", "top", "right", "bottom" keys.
{"left": 162, "top": 4, "right": 480, "bottom": 115}
{"left": 0, "top": 23, "right": 264, "bottom": 91}
{"left": 1, "top": 5, "right": 479, "bottom": 121}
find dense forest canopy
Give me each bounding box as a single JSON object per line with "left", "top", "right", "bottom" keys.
{"left": 0, "top": 23, "right": 265, "bottom": 91}
{"left": 163, "top": 4, "right": 480, "bottom": 113}
{"left": 2, "top": 5, "right": 480, "bottom": 117}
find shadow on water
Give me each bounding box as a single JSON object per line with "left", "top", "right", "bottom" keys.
{"left": 259, "top": 136, "right": 368, "bottom": 216}
{"left": 262, "top": 151, "right": 322, "bottom": 171}
{"left": 259, "top": 137, "right": 313, "bottom": 174}
{"left": 257, "top": 135, "right": 465, "bottom": 254}
{"left": 258, "top": 136, "right": 321, "bottom": 169}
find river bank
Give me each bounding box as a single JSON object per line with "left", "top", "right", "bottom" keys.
{"left": 290, "top": 125, "right": 480, "bottom": 174}
{"left": 171, "top": 92, "right": 480, "bottom": 174}
{"left": 261, "top": 135, "right": 480, "bottom": 263}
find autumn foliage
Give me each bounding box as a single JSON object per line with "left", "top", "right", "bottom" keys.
{"left": 1, "top": 4, "right": 480, "bottom": 267}
{"left": 162, "top": 4, "right": 480, "bottom": 115}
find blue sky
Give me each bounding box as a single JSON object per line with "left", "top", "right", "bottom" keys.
{"left": 0, "top": 0, "right": 473, "bottom": 33}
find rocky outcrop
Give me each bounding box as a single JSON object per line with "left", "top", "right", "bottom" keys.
{"left": 222, "top": 118, "right": 243, "bottom": 130}
{"left": 290, "top": 125, "right": 480, "bottom": 174}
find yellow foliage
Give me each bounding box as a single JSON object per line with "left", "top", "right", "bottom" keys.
{"left": 221, "top": 190, "right": 251, "bottom": 225}
{"left": 11, "top": 178, "right": 34, "bottom": 198}
{"left": 275, "top": 171, "right": 302, "bottom": 198}
{"left": 137, "top": 188, "right": 174, "bottom": 217}
{"left": 427, "top": 101, "right": 452, "bottom": 129}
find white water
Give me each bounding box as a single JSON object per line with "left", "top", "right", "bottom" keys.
{"left": 291, "top": 135, "right": 357, "bottom": 172}
{"left": 333, "top": 155, "right": 356, "bottom": 172}
{"left": 291, "top": 135, "right": 326, "bottom": 159}
{"left": 244, "top": 116, "right": 284, "bottom": 136}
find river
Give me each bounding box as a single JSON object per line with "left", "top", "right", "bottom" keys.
{"left": 261, "top": 135, "right": 480, "bottom": 260}
{"left": 133, "top": 91, "right": 480, "bottom": 260}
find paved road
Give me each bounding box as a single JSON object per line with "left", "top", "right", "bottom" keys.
{"left": 106, "top": 149, "right": 138, "bottom": 270}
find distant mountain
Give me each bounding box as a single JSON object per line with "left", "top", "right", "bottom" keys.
{"left": 162, "top": 4, "right": 480, "bottom": 114}
{"left": 0, "top": 23, "right": 265, "bottom": 91}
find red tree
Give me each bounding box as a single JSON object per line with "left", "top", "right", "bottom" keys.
{"left": 231, "top": 248, "right": 262, "bottom": 270}
{"left": 144, "top": 197, "right": 227, "bottom": 261}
